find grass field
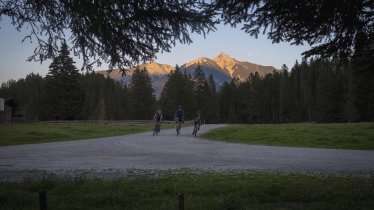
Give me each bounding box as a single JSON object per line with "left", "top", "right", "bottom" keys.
{"left": 0, "top": 122, "right": 169, "bottom": 146}
{"left": 0, "top": 173, "right": 373, "bottom": 210}
{"left": 201, "top": 123, "right": 374, "bottom": 150}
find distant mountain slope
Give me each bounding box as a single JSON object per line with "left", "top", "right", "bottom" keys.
{"left": 96, "top": 62, "right": 174, "bottom": 98}
{"left": 213, "top": 52, "right": 277, "bottom": 80}
{"left": 96, "top": 53, "right": 278, "bottom": 98}
{"left": 180, "top": 57, "right": 232, "bottom": 86}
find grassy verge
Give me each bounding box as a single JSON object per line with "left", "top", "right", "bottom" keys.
{"left": 0, "top": 122, "right": 172, "bottom": 146}
{"left": 0, "top": 173, "right": 373, "bottom": 210}
{"left": 201, "top": 123, "right": 374, "bottom": 150}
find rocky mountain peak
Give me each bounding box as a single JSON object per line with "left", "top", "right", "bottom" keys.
{"left": 96, "top": 53, "right": 277, "bottom": 99}
{"left": 137, "top": 62, "right": 174, "bottom": 75}
{"left": 214, "top": 52, "right": 236, "bottom": 61}
{"left": 213, "top": 52, "right": 239, "bottom": 76}
{"left": 184, "top": 57, "right": 215, "bottom": 67}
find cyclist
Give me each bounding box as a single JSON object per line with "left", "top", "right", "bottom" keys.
{"left": 153, "top": 107, "right": 163, "bottom": 133}
{"left": 174, "top": 105, "right": 185, "bottom": 135}
{"left": 192, "top": 110, "right": 202, "bottom": 136}
{"left": 193, "top": 110, "right": 202, "bottom": 130}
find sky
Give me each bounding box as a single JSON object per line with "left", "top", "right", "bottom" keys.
{"left": 0, "top": 19, "right": 311, "bottom": 84}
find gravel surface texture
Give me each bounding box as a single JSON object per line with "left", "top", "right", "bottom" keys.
{"left": 1, "top": 124, "right": 374, "bottom": 181}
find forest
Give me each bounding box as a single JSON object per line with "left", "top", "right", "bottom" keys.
{"left": 1, "top": 43, "right": 373, "bottom": 123}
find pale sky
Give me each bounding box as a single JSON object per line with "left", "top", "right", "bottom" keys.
{"left": 0, "top": 18, "right": 311, "bottom": 84}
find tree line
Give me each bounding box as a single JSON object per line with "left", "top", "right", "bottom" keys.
{"left": 219, "top": 58, "right": 372, "bottom": 124}
{"left": 0, "top": 44, "right": 155, "bottom": 121}
{"left": 1, "top": 44, "right": 373, "bottom": 123}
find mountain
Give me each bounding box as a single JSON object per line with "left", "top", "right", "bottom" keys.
{"left": 96, "top": 62, "right": 174, "bottom": 98}
{"left": 180, "top": 52, "right": 277, "bottom": 87}
{"left": 213, "top": 52, "right": 276, "bottom": 80}
{"left": 96, "top": 53, "right": 278, "bottom": 98}
{"left": 180, "top": 57, "right": 232, "bottom": 87}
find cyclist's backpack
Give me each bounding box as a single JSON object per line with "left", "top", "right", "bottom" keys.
{"left": 176, "top": 110, "right": 184, "bottom": 119}
{"left": 156, "top": 112, "right": 162, "bottom": 121}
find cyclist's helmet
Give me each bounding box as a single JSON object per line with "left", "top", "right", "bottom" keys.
{"left": 178, "top": 105, "right": 182, "bottom": 109}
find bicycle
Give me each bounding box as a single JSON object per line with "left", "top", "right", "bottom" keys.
{"left": 176, "top": 120, "right": 182, "bottom": 136}
{"left": 153, "top": 121, "right": 160, "bottom": 136}
{"left": 192, "top": 122, "right": 200, "bottom": 137}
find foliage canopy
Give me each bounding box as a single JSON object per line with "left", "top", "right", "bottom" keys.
{"left": 0, "top": 0, "right": 216, "bottom": 70}
{"left": 1, "top": 0, "right": 372, "bottom": 70}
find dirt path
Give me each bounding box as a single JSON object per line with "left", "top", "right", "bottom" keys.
{"left": 1, "top": 124, "right": 373, "bottom": 181}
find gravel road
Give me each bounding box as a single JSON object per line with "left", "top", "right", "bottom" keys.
{"left": 1, "top": 124, "right": 374, "bottom": 181}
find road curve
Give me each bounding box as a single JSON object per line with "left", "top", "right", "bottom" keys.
{"left": 1, "top": 124, "right": 374, "bottom": 180}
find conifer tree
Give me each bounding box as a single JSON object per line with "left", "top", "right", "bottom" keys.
{"left": 1, "top": 0, "right": 216, "bottom": 70}
{"left": 279, "top": 65, "right": 290, "bottom": 122}
{"left": 352, "top": 37, "right": 374, "bottom": 121}
{"left": 181, "top": 69, "right": 196, "bottom": 119}
{"left": 23, "top": 73, "right": 44, "bottom": 120}
{"left": 0, "top": 73, "right": 44, "bottom": 120}
{"left": 160, "top": 66, "right": 184, "bottom": 119}
{"left": 193, "top": 64, "right": 210, "bottom": 119}
{"left": 159, "top": 66, "right": 195, "bottom": 120}
{"left": 42, "top": 43, "right": 84, "bottom": 120}
{"left": 236, "top": 77, "right": 251, "bottom": 123}
{"left": 218, "top": 81, "right": 231, "bottom": 122}
{"left": 129, "top": 67, "right": 155, "bottom": 120}
{"left": 247, "top": 73, "right": 262, "bottom": 123}
{"left": 205, "top": 74, "right": 219, "bottom": 123}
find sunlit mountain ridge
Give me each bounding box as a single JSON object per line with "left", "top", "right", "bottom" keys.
{"left": 96, "top": 53, "right": 278, "bottom": 98}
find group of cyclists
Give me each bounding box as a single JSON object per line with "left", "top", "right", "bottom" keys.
{"left": 152, "top": 105, "right": 202, "bottom": 136}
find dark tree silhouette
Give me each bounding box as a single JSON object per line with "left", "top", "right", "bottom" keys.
{"left": 1, "top": 0, "right": 372, "bottom": 69}
{"left": 128, "top": 67, "right": 155, "bottom": 120}
{"left": 213, "top": 0, "right": 374, "bottom": 58}
{"left": 2, "top": 1, "right": 373, "bottom": 123}
{"left": 0, "top": 0, "right": 216, "bottom": 70}
{"left": 42, "top": 43, "right": 84, "bottom": 120}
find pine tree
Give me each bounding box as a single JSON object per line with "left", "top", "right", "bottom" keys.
{"left": 182, "top": 69, "right": 196, "bottom": 119}
{"left": 236, "top": 78, "right": 251, "bottom": 123}
{"left": 218, "top": 81, "right": 231, "bottom": 122}
{"left": 206, "top": 74, "right": 219, "bottom": 123}
{"left": 352, "top": 35, "right": 374, "bottom": 121}
{"left": 42, "top": 43, "right": 84, "bottom": 120}
{"left": 193, "top": 64, "right": 211, "bottom": 122}
{"left": 2, "top": 1, "right": 216, "bottom": 70}
{"left": 279, "top": 65, "right": 290, "bottom": 122}
{"left": 23, "top": 73, "right": 44, "bottom": 120}
{"left": 247, "top": 73, "right": 262, "bottom": 123}
{"left": 159, "top": 66, "right": 195, "bottom": 120}
{"left": 0, "top": 73, "right": 44, "bottom": 120}
{"left": 129, "top": 67, "right": 155, "bottom": 120}
{"left": 193, "top": 64, "right": 207, "bottom": 110}
{"left": 216, "top": 0, "right": 373, "bottom": 58}
{"left": 160, "top": 66, "right": 184, "bottom": 119}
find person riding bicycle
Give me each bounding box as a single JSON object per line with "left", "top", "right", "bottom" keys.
{"left": 174, "top": 105, "right": 185, "bottom": 124}
{"left": 153, "top": 108, "right": 163, "bottom": 132}
{"left": 193, "top": 110, "right": 202, "bottom": 131}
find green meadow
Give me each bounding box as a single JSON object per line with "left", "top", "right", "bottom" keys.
{"left": 202, "top": 123, "right": 374, "bottom": 150}
{"left": 0, "top": 122, "right": 159, "bottom": 146}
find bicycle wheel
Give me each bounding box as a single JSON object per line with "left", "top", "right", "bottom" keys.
{"left": 176, "top": 123, "right": 181, "bottom": 136}
{"left": 193, "top": 125, "right": 198, "bottom": 137}
{"left": 153, "top": 123, "right": 158, "bottom": 136}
